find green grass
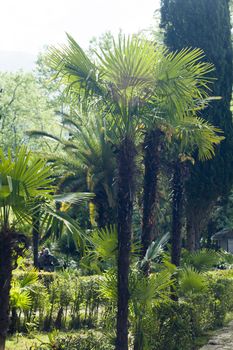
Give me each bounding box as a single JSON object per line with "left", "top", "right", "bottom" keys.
{"left": 6, "top": 333, "right": 49, "bottom": 350}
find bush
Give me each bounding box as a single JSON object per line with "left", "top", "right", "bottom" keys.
{"left": 208, "top": 274, "right": 233, "bottom": 327}
{"left": 144, "top": 302, "right": 194, "bottom": 350}
{"left": 32, "top": 331, "right": 114, "bottom": 350}
{"left": 10, "top": 267, "right": 233, "bottom": 350}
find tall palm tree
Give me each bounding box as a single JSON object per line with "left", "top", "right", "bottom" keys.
{"left": 170, "top": 117, "right": 224, "bottom": 268}
{"left": 48, "top": 34, "right": 168, "bottom": 350}
{"left": 0, "top": 147, "right": 83, "bottom": 350}
{"left": 141, "top": 48, "right": 216, "bottom": 271}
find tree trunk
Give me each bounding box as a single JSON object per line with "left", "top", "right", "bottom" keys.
{"left": 116, "top": 137, "right": 136, "bottom": 350}
{"left": 186, "top": 205, "right": 212, "bottom": 251}
{"left": 186, "top": 215, "right": 196, "bottom": 251}
{"left": 94, "top": 190, "right": 116, "bottom": 229}
{"left": 0, "top": 231, "right": 13, "bottom": 350}
{"left": 9, "top": 308, "right": 18, "bottom": 334}
{"left": 141, "top": 130, "right": 163, "bottom": 267}
{"left": 32, "top": 214, "right": 40, "bottom": 268}
{"left": 171, "top": 161, "right": 184, "bottom": 267}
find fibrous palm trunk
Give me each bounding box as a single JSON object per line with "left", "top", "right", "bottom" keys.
{"left": 0, "top": 230, "right": 13, "bottom": 350}
{"left": 32, "top": 214, "right": 40, "bottom": 268}
{"left": 170, "top": 161, "right": 184, "bottom": 301}
{"left": 171, "top": 161, "right": 183, "bottom": 267}
{"left": 116, "top": 137, "right": 136, "bottom": 350}
{"left": 141, "top": 130, "right": 163, "bottom": 273}
{"left": 186, "top": 207, "right": 208, "bottom": 251}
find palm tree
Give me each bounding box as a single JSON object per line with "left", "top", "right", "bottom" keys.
{"left": 170, "top": 117, "right": 224, "bottom": 268}
{"left": 0, "top": 147, "right": 83, "bottom": 350}
{"left": 29, "top": 111, "right": 117, "bottom": 228}
{"left": 141, "top": 48, "right": 217, "bottom": 272}
{"left": 0, "top": 147, "right": 52, "bottom": 350}
{"left": 47, "top": 34, "right": 222, "bottom": 349}
{"left": 48, "top": 34, "right": 174, "bottom": 350}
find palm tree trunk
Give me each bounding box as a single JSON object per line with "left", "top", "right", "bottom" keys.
{"left": 186, "top": 215, "right": 196, "bottom": 251}
{"left": 116, "top": 137, "right": 136, "bottom": 350}
{"left": 171, "top": 161, "right": 184, "bottom": 267}
{"left": 141, "top": 129, "right": 163, "bottom": 272}
{"left": 186, "top": 208, "right": 208, "bottom": 251}
{"left": 170, "top": 161, "right": 184, "bottom": 302}
{"left": 32, "top": 214, "right": 40, "bottom": 268}
{"left": 0, "top": 231, "right": 13, "bottom": 350}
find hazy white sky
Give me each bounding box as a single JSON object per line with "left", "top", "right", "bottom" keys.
{"left": 1, "top": 0, "right": 160, "bottom": 54}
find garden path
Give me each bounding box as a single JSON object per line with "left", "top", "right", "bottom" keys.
{"left": 200, "top": 321, "right": 233, "bottom": 350}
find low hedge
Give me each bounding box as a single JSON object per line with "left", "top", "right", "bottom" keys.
{"left": 10, "top": 269, "right": 233, "bottom": 350}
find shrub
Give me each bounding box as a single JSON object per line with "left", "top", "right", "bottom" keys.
{"left": 144, "top": 302, "right": 194, "bottom": 350}
{"left": 32, "top": 331, "right": 114, "bottom": 350}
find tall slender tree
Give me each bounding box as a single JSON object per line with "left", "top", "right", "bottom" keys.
{"left": 160, "top": 0, "right": 233, "bottom": 249}
{"left": 141, "top": 46, "right": 217, "bottom": 267}
{"left": 170, "top": 117, "right": 224, "bottom": 268}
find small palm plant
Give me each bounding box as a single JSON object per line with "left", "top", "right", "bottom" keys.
{"left": 10, "top": 259, "right": 39, "bottom": 333}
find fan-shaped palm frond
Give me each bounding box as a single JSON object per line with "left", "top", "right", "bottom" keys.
{"left": 90, "top": 225, "right": 118, "bottom": 262}
{"left": 48, "top": 33, "right": 103, "bottom": 99}
{"left": 0, "top": 147, "right": 53, "bottom": 227}
{"left": 98, "top": 268, "right": 118, "bottom": 301}
{"left": 172, "top": 116, "right": 224, "bottom": 160}
{"left": 182, "top": 249, "right": 221, "bottom": 272}
{"left": 153, "top": 48, "right": 214, "bottom": 120}
{"left": 179, "top": 266, "right": 207, "bottom": 294}
{"left": 10, "top": 268, "right": 39, "bottom": 311}
{"left": 130, "top": 269, "right": 173, "bottom": 307}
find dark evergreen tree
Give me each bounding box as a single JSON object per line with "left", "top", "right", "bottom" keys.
{"left": 161, "top": 0, "right": 233, "bottom": 249}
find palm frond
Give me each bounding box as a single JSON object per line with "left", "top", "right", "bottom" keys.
{"left": 27, "top": 130, "right": 62, "bottom": 143}
{"left": 141, "top": 232, "right": 170, "bottom": 268}
{"left": 182, "top": 249, "right": 220, "bottom": 271}
{"left": 173, "top": 117, "right": 224, "bottom": 160}
{"left": 179, "top": 266, "right": 207, "bottom": 294}
{"left": 53, "top": 192, "right": 94, "bottom": 205}
{"left": 48, "top": 33, "right": 103, "bottom": 99}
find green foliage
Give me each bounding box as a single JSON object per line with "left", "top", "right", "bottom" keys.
{"left": 161, "top": 0, "right": 233, "bottom": 239}
{"left": 140, "top": 232, "right": 170, "bottom": 270}
{"left": 181, "top": 249, "right": 221, "bottom": 272}
{"left": 32, "top": 331, "right": 114, "bottom": 350}
{"left": 144, "top": 302, "right": 194, "bottom": 350}
{"left": 10, "top": 260, "right": 39, "bottom": 312}
{"left": 0, "top": 147, "right": 53, "bottom": 227}
{"left": 88, "top": 226, "right": 117, "bottom": 267}
{"left": 179, "top": 266, "right": 207, "bottom": 295}
{"left": 0, "top": 71, "right": 61, "bottom": 153}
{"left": 8, "top": 268, "right": 233, "bottom": 349}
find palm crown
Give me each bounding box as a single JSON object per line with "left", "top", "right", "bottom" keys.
{"left": 0, "top": 147, "right": 53, "bottom": 229}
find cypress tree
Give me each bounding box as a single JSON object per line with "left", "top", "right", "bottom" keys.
{"left": 160, "top": 0, "right": 233, "bottom": 249}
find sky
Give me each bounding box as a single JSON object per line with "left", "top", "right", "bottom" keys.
{"left": 0, "top": 0, "right": 160, "bottom": 71}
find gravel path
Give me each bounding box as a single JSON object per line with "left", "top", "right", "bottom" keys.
{"left": 200, "top": 321, "right": 233, "bottom": 350}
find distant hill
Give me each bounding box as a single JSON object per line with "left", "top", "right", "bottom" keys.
{"left": 0, "top": 51, "right": 36, "bottom": 72}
